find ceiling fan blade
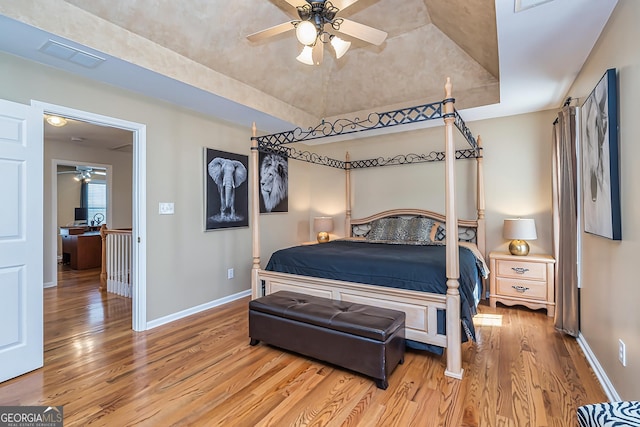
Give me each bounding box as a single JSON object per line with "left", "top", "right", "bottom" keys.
{"left": 283, "top": 0, "right": 308, "bottom": 7}
{"left": 337, "top": 18, "right": 387, "bottom": 46}
{"left": 312, "top": 42, "right": 324, "bottom": 65}
{"left": 332, "top": 0, "right": 360, "bottom": 12}
{"left": 247, "top": 22, "right": 295, "bottom": 42}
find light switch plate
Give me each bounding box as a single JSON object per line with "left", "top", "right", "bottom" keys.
{"left": 159, "top": 202, "right": 174, "bottom": 215}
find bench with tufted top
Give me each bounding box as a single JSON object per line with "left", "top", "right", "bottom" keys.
{"left": 249, "top": 290, "right": 405, "bottom": 389}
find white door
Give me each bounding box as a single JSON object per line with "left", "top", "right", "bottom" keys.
{"left": 0, "top": 99, "right": 44, "bottom": 382}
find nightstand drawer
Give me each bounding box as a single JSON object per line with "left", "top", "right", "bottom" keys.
{"left": 496, "top": 277, "right": 546, "bottom": 300}
{"left": 495, "top": 259, "right": 547, "bottom": 281}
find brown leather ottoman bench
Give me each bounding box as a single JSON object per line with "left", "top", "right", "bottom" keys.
{"left": 249, "top": 290, "right": 405, "bottom": 389}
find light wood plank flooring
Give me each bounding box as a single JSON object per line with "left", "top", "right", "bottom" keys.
{"left": 0, "top": 267, "right": 607, "bottom": 426}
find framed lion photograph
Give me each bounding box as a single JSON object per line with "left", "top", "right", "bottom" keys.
{"left": 259, "top": 151, "right": 288, "bottom": 213}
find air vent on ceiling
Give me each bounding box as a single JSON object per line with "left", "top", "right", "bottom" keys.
{"left": 514, "top": 0, "right": 554, "bottom": 13}
{"left": 39, "top": 39, "right": 105, "bottom": 68}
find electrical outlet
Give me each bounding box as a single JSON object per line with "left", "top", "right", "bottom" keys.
{"left": 227, "top": 268, "right": 234, "bottom": 279}
{"left": 618, "top": 339, "right": 627, "bottom": 367}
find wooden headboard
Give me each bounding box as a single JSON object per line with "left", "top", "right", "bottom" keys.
{"left": 349, "top": 208, "right": 483, "bottom": 249}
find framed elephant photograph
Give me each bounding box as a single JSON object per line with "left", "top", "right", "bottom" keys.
{"left": 204, "top": 148, "right": 249, "bottom": 231}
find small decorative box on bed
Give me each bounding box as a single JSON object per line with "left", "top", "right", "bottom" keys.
{"left": 249, "top": 290, "right": 405, "bottom": 390}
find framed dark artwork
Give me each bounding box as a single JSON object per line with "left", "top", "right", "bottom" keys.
{"left": 259, "top": 151, "right": 288, "bottom": 213}
{"left": 581, "top": 68, "right": 621, "bottom": 240}
{"left": 204, "top": 148, "right": 249, "bottom": 230}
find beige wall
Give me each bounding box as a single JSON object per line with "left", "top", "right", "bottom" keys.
{"left": 0, "top": 52, "right": 312, "bottom": 321}
{"left": 565, "top": 0, "right": 640, "bottom": 399}
{"left": 308, "top": 109, "right": 556, "bottom": 258}
{"left": 57, "top": 169, "right": 81, "bottom": 231}
{"left": 49, "top": 140, "right": 133, "bottom": 229}
{"left": 50, "top": 140, "right": 133, "bottom": 269}
{"left": 1, "top": 51, "right": 556, "bottom": 331}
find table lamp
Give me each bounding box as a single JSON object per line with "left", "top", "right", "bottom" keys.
{"left": 314, "top": 217, "right": 334, "bottom": 243}
{"left": 503, "top": 218, "right": 537, "bottom": 256}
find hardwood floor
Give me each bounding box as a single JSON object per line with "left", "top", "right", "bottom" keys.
{"left": 0, "top": 268, "right": 607, "bottom": 426}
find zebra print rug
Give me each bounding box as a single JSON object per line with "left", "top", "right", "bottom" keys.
{"left": 577, "top": 401, "right": 640, "bottom": 426}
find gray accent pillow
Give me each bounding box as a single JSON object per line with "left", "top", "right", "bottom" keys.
{"left": 406, "top": 217, "right": 435, "bottom": 242}
{"left": 367, "top": 217, "right": 438, "bottom": 244}
{"left": 366, "top": 218, "right": 404, "bottom": 241}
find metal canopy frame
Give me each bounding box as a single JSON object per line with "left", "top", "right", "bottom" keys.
{"left": 253, "top": 99, "right": 480, "bottom": 170}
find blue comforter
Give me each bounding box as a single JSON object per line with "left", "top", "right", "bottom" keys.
{"left": 265, "top": 240, "right": 482, "bottom": 354}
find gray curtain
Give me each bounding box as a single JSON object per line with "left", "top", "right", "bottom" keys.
{"left": 552, "top": 105, "right": 579, "bottom": 336}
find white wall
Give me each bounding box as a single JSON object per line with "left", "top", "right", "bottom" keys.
{"left": 565, "top": 0, "right": 640, "bottom": 399}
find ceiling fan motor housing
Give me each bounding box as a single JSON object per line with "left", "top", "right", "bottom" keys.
{"left": 298, "top": 1, "right": 340, "bottom": 32}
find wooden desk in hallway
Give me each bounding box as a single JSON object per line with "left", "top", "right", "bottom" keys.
{"left": 61, "top": 231, "right": 102, "bottom": 270}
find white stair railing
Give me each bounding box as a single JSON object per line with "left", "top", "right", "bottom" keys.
{"left": 100, "top": 225, "right": 132, "bottom": 298}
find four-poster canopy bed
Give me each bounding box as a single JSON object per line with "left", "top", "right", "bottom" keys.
{"left": 249, "top": 79, "right": 486, "bottom": 379}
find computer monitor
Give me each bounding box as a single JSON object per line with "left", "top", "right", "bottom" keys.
{"left": 74, "top": 207, "right": 88, "bottom": 224}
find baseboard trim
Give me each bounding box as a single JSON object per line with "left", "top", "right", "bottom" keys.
{"left": 43, "top": 281, "right": 55, "bottom": 289}
{"left": 577, "top": 332, "right": 620, "bottom": 401}
{"left": 146, "top": 289, "right": 251, "bottom": 330}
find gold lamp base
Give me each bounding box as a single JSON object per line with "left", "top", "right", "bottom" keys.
{"left": 509, "top": 239, "right": 530, "bottom": 256}
{"left": 317, "top": 231, "right": 330, "bottom": 243}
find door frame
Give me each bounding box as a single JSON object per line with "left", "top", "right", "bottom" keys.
{"left": 51, "top": 159, "right": 114, "bottom": 282}
{"left": 34, "top": 101, "right": 147, "bottom": 331}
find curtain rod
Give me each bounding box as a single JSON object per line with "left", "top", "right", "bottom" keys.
{"left": 563, "top": 96, "right": 580, "bottom": 107}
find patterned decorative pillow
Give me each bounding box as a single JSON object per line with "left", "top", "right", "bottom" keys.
{"left": 366, "top": 218, "right": 403, "bottom": 241}
{"left": 577, "top": 401, "right": 640, "bottom": 427}
{"left": 431, "top": 221, "right": 446, "bottom": 242}
{"left": 367, "top": 217, "right": 439, "bottom": 244}
{"left": 406, "top": 217, "right": 435, "bottom": 242}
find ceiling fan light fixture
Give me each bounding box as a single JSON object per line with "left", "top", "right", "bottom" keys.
{"left": 330, "top": 35, "right": 351, "bottom": 59}
{"left": 296, "top": 20, "right": 318, "bottom": 45}
{"left": 296, "top": 45, "right": 315, "bottom": 65}
{"left": 46, "top": 115, "right": 67, "bottom": 127}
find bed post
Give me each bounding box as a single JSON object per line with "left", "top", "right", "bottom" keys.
{"left": 345, "top": 152, "right": 352, "bottom": 237}
{"left": 443, "top": 78, "right": 463, "bottom": 379}
{"left": 476, "top": 135, "right": 486, "bottom": 258}
{"left": 250, "top": 123, "right": 261, "bottom": 299}
{"left": 476, "top": 135, "right": 487, "bottom": 298}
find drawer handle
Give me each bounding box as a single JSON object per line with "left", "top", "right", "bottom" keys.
{"left": 511, "top": 267, "right": 529, "bottom": 274}
{"left": 512, "top": 285, "right": 530, "bottom": 293}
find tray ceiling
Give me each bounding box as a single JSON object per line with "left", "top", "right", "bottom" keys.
{"left": 60, "top": 0, "right": 499, "bottom": 120}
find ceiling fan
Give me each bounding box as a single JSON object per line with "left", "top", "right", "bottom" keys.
{"left": 57, "top": 166, "right": 106, "bottom": 182}
{"left": 247, "top": 0, "right": 387, "bottom": 65}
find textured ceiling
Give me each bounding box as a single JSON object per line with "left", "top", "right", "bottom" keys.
{"left": 44, "top": 117, "right": 134, "bottom": 152}
{"left": 60, "top": 0, "right": 499, "bottom": 121}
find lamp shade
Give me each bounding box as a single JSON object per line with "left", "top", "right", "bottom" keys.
{"left": 314, "top": 216, "right": 334, "bottom": 243}
{"left": 503, "top": 218, "right": 537, "bottom": 240}
{"left": 330, "top": 35, "right": 351, "bottom": 59}
{"left": 296, "top": 20, "right": 317, "bottom": 45}
{"left": 314, "top": 217, "right": 334, "bottom": 233}
{"left": 296, "top": 45, "right": 314, "bottom": 65}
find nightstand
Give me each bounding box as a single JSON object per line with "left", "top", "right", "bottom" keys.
{"left": 489, "top": 252, "right": 556, "bottom": 317}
